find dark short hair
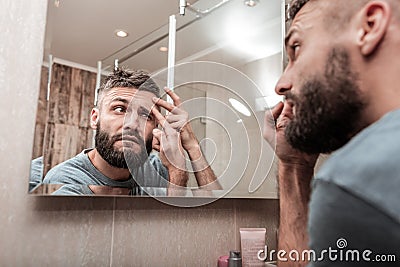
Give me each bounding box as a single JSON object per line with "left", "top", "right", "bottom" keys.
{"left": 96, "top": 68, "right": 160, "bottom": 107}
{"left": 287, "top": 0, "right": 374, "bottom": 30}
{"left": 288, "top": 0, "right": 311, "bottom": 21}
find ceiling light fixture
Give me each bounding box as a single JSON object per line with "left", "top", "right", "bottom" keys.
{"left": 229, "top": 98, "right": 251, "bottom": 117}
{"left": 114, "top": 30, "right": 128, "bottom": 38}
{"left": 244, "top": 0, "right": 259, "bottom": 7}
{"left": 159, "top": 46, "right": 168, "bottom": 52}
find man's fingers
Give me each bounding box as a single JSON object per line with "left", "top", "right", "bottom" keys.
{"left": 152, "top": 97, "right": 176, "bottom": 113}
{"left": 263, "top": 101, "right": 284, "bottom": 144}
{"left": 151, "top": 107, "right": 178, "bottom": 136}
{"left": 151, "top": 107, "right": 168, "bottom": 128}
{"left": 153, "top": 89, "right": 185, "bottom": 115}
{"left": 265, "top": 101, "right": 284, "bottom": 127}
{"left": 165, "top": 114, "right": 186, "bottom": 124}
{"left": 152, "top": 141, "right": 160, "bottom": 152}
{"left": 152, "top": 129, "right": 162, "bottom": 151}
{"left": 164, "top": 87, "right": 182, "bottom": 106}
{"left": 271, "top": 101, "right": 285, "bottom": 121}
{"left": 152, "top": 128, "right": 162, "bottom": 140}
{"left": 169, "top": 121, "right": 185, "bottom": 132}
{"left": 152, "top": 128, "right": 168, "bottom": 150}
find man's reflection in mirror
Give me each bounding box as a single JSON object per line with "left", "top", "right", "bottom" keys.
{"left": 41, "top": 68, "right": 221, "bottom": 195}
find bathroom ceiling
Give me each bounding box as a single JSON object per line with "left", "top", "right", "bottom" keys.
{"left": 43, "top": 0, "right": 282, "bottom": 72}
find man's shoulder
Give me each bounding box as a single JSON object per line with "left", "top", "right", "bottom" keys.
{"left": 133, "top": 152, "right": 169, "bottom": 187}
{"left": 308, "top": 180, "right": 400, "bottom": 267}
{"left": 314, "top": 110, "right": 400, "bottom": 224}
{"left": 52, "top": 184, "right": 94, "bottom": 195}
{"left": 43, "top": 150, "right": 92, "bottom": 184}
{"left": 148, "top": 152, "right": 162, "bottom": 164}
{"left": 148, "top": 152, "right": 167, "bottom": 173}
{"left": 317, "top": 109, "right": 400, "bottom": 178}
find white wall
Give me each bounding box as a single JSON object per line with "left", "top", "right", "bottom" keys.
{"left": 239, "top": 52, "right": 284, "bottom": 108}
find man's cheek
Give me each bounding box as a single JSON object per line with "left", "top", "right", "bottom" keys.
{"left": 144, "top": 131, "right": 153, "bottom": 145}
{"left": 144, "top": 122, "right": 156, "bottom": 139}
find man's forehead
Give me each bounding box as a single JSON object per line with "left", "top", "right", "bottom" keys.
{"left": 104, "top": 87, "right": 137, "bottom": 101}
{"left": 289, "top": 0, "right": 325, "bottom": 31}
{"left": 130, "top": 90, "right": 156, "bottom": 109}
{"left": 104, "top": 87, "right": 155, "bottom": 103}
{"left": 293, "top": 0, "right": 329, "bottom": 23}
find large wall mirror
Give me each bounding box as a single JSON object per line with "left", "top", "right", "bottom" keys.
{"left": 30, "top": 0, "right": 284, "bottom": 200}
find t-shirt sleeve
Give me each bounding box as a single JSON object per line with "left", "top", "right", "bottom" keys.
{"left": 42, "top": 155, "right": 90, "bottom": 185}
{"left": 51, "top": 184, "right": 94, "bottom": 195}
{"left": 149, "top": 153, "right": 169, "bottom": 180}
{"left": 29, "top": 156, "right": 44, "bottom": 191}
{"left": 307, "top": 180, "right": 400, "bottom": 267}
{"left": 42, "top": 164, "right": 79, "bottom": 184}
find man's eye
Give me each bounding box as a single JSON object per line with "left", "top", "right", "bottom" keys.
{"left": 141, "top": 113, "right": 151, "bottom": 119}
{"left": 114, "top": 106, "right": 126, "bottom": 113}
{"left": 140, "top": 112, "right": 153, "bottom": 120}
{"left": 290, "top": 44, "right": 300, "bottom": 59}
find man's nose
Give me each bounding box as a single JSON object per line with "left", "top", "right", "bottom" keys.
{"left": 123, "top": 112, "right": 139, "bottom": 131}
{"left": 275, "top": 70, "right": 292, "bottom": 95}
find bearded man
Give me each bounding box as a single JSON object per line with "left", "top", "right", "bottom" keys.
{"left": 263, "top": 0, "right": 400, "bottom": 266}
{"left": 44, "top": 68, "right": 219, "bottom": 195}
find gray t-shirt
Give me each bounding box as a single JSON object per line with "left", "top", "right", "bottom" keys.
{"left": 308, "top": 110, "right": 400, "bottom": 266}
{"left": 29, "top": 156, "right": 43, "bottom": 192}
{"left": 43, "top": 149, "right": 169, "bottom": 195}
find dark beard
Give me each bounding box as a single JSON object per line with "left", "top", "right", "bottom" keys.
{"left": 123, "top": 129, "right": 153, "bottom": 170}
{"left": 95, "top": 123, "right": 152, "bottom": 169}
{"left": 285, "top": 47, "right": 367, "bottom": 154}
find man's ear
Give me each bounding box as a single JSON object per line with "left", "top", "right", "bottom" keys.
{"left": 90, "top": 108, "right": 99, "bottom": 129}
{"left": 357, "top": 1, "right": 391, "bottom": 56}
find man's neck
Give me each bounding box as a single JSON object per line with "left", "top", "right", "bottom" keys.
{"left": 361, "top": 92, "right": 400, "bottom": 128}
{"left": 360, "top": 44, "right": 400, "bottom": 125}
{"left": 87, "top": 149, "right": 131, "bottom": 181}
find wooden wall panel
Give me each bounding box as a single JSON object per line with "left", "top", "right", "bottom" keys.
{"left": 31, "top": 66, "right": 48, "bottom": 159}
{"left": 42, "top": 63, "right": 97, "bottom": 176}
{"left": 79, "top": 69, "right": 96, "bottom": 127}
{"left": 68, "top": 68, "right": 83, "bottom": 125}
{"left": 45, "top": 123, "right": 81, "bottom": 169}
{"left": 42, "top": 122, "right": 55, "bottom": 174}
{"left": 48, "top": 64, "right": 71, "bottom": 124}
{"left": 79, "top": 127, "right": 94, "bottom": 152}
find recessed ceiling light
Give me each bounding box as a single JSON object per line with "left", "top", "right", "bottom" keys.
{"left": 244, "top": 0, "right": 259, "bottom": 7}
{"left": 229, "top": 98, "right": 251, "bottom": 117}
{"left": 159, "top": 46, "right": 168, "bottom": 52}
{"left": 115, "top": 30, "right": 128, "bottom": 38}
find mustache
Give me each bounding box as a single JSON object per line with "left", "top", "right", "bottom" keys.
{"left": 111, "top": 130, "right": 144, "bottom": 145}
{"left": 284, "top": 92, "right": 299, "bottom": 104}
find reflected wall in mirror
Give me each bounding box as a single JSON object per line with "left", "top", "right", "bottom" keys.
{"left": 30, "top": 63, "right": 97, "bottom": 191}
{"left": 30, "top": 0, "right": 284, "bottom": 199}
